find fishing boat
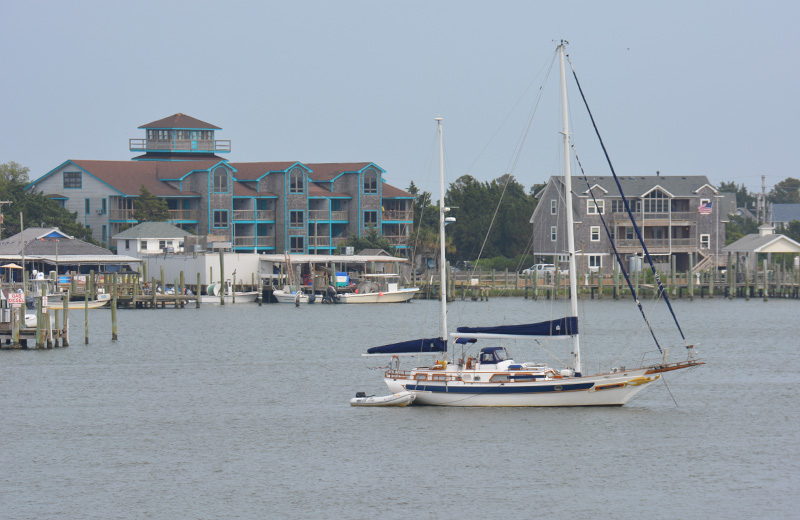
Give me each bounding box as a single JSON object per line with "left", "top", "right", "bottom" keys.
{"left": 272, "top": 286, "right": 310, "bottom": 304}
{"left": 198, "top": 281, "right": 259, "bottom": 304}
{"left": 349, "top": 390, "right": 415, "bottom": 407}
{"left": 46, "top": 292, "right": 111, "bottom": 310}
{"left": 337, "top": 274, "right": 419, "bottom": 304}
{"left": 363, "top": 44, "right": 702, "bottom": 406}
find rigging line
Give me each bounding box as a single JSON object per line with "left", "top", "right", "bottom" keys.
{"left": 567, "top": 57, "right": 687, "bottom": 343}
{"left": 572, "top": 150, "right": 663, "bottom": 354}
{"left": 467, "top": 53, "right": 557, "bottom": 276}
{"left": 661, "top": 374, "right": 679, "bottom": 408}
{"left": 465, "top": 50, "right": 558, "bottom": 175}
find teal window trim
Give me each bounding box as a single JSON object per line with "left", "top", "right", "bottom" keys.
{"left": 213, "top": 209, "right": 229, "bottom": 228}
{"left": 63, "top": 171, "right": 82, "bottom": 189}
{"left": 289, "top": 210, "right": 304, "bottom": 228}
{"left": 84, "top": 198, "right": 91, "bottom": 215}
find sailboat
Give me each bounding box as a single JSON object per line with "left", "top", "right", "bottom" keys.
{"left": 363, "top": 43, "right": 703, "bottom": 406}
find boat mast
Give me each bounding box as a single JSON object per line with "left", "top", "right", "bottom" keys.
{"left": 436, "top": 117, "right": 448, "bottom": 353}
{"left": 558, "top": 41, "right": 581, "bottom": 376}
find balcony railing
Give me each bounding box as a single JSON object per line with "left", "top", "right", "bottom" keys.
{"left": 308, "top": 209, "right": 349, "bottom": 221}
{"left": 109, "top": 209, "right": 198, "bottom": 221}
{"left": 332, "top": 236, "right": 349, "bottom": 246}
{"left": 168, "top": 209, "right": 199, "bottom": 221}
{"left": 308, "top": 236, "right": 331, "bottom": 247}
{"left": 129, "top": 138, "right": 231, "bottom": 153}
{"left": 611, "top": 211, "right": 698, "bottom": 222}
{"left": 615, "top": 238, "right": 696, "bottom": 249}
{"left": 232, "top": 209, "right": 275, "bottom": 221}
{"left": 382, "top": 209, "right": 413, "bottom": 221}
{"left": 233, "top": 235, "right": 275, "bottom": 247}
{"left": 384, "top": 235, "right": 410, "bottom": 246}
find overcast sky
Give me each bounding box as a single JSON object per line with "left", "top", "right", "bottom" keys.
{"left": 1, "top": 1, "right": 796, "bottom": 195}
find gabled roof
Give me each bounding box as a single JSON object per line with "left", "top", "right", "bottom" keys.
{"left": 382, "top": 183, "right": 414, "bottom": 198}
{"left": 0, "top": 228, "right": 113, "bottom": 256}
{"left": 230, "top": 161, "right": 305, "bottom": 180}
{"left": 112, "top": 222, "right": 194, "bottom": 240}
{"left": 722, "top": 233, "right": 800, "bottom": 254}
{"left": 139, "top": 113, "right": 221, "bottom": 130}
{"left": 772, "top": 203, "right": 800, "bottom": 223}
{"left": 68, "top": 160, "right": 216, "bottom": 196}
{"left": 551, "top": 175, "right": 716, "bottom": 197}
{"left": 306, "top": 162, "right": 374, "bottom": 181}
{"left": 308, "top": 183, "right": 351, "bottom": 198}
{"left": 233, "top": 183, "right": 278, "bottom": 197}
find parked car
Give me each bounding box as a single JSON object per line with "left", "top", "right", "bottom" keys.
{"left": 522, "top": 263, "right": 556, "bottom": 275}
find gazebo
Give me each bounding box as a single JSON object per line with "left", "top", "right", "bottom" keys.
{"left": 722, "top": 224, "right": 800, "bottom": 271}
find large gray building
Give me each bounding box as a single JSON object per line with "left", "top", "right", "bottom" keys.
{"left": 530, "top": 175, "right": 735, "bottom": 273}
{"left": 26, "top": 114, "right": 414, "bottom": 254}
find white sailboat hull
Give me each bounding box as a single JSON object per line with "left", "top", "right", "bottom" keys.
{"left": 384, "top": 369, "right": 658, "bottom": 407}
{"left": 337, "top": 288, "right": 419, "bottom": 304}
{"left": 198, "top": 291, "right": 259, "bottom": 304}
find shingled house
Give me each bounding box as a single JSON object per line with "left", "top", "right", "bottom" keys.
{"left": 26, "top": 114, "right": 414, "bottom": 254}
{"left": 529, "top": 175, "right": 735, "bottom": 273}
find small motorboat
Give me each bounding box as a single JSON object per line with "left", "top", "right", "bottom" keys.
{"left": 350, "top": 390, "right": 416, "bottom": 407}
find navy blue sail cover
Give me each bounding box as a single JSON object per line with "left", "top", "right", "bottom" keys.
{"left": 366, "top": 337, "right": 446, "bottom": 354}
{"left": 456, "top": 316, "right": 578, "bottom": 336}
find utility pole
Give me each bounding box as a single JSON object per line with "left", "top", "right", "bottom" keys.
{"left": 757, "top": 174, "right": 767, "bottom": 224}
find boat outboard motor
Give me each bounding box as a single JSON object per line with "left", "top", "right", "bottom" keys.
{"left": 355, "top": 392, "right": 366, "bottom": 398}
{"left": 308, "top": 293, "right": 316, "bottom": 304}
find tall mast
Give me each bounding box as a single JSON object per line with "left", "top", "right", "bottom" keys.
{"left": 436, "top": 117, "right": 448, "bottom": 350}
{"left": 558, "top": 41, "right": 581, "bottom": 375}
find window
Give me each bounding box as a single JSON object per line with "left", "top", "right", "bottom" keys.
{"left": 290, "top": 236, "right": 304, "bottom": 253}
{"left": 364, "top": 211, "right": 378, "bottom": 228}
{"left": 64, "top": 171, "right": 82, "bottom": 189}
{"left": 613, "top": 199, "right": 640, "bottom": 213}
{"left": 213, "top": 167, "right": 228, "bottom": 193}
{"left": 140, "top": 240, "right": 147, "bottom": 251}
{"left": 588, "top": 254, "right": 602, "bottom": 269}
{"left": 363, "top": 169, "right": 378, "bottom": 194}
{"left": 101, "top": 198, "right": 107, "bottom": 215}
{"left": 85, "top": 198, "right": 91, "bottom": 215}
{"left": 700, "top": 234, "right": 710, "bottom": 248}
{"left": 289, "top": 168, "right": 304, "bottom": 194}
{"left": 290, "top": 210, "right": 304, "bottom": 228}
{"left": 587, "top": 199, "right": 605, "bottom": 215}
{"left": 550, "top": 199, "right": 557, "bottom": 215}
{"left": 125, "top": 240, "right": 130, "bottom": 250}
{"left": 626, "top": 227, "right": 634, "bottom": 240}
{"left": 102, "top": 225, "right": 107, "bottom": 243}
{"left": 159, "top": 240, "right": 166, "bottom": 250}
{"left": 590, "top": 226, "right": 600, "bottom": 242}
{"left": 643, "top": 189, "right": 669, "bottom": 213}
{"left": 213, "top": 209, "right": 229, "bottom": 228}
{"left": 550, "top": 226, "right": 557, "bottom": 242}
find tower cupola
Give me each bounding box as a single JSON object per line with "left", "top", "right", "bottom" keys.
{"left": 129, "top": 113, "right": 230, "bottom": 160}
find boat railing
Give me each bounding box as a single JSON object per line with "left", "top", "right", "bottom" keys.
{"left": 384, "top": 369, "right": 461, "bottom": 381}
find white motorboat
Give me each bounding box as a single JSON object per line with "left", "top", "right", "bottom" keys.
{"left": 350, "top": 391, "right": 416, "bottom": 407}
{"left": 200, "top": 281, "right": 259, "bottom": 304}
{"left": 337, "top": 274, "right": 419, "bottom": 304}
{"left": 46, "top": 292, "right": 111, "bottom": 310}
{"left": 362, "top": 49, "right": 702, "bottom": 407}
{"left": 272, "top": 286, "right": 309, "bottom": 304}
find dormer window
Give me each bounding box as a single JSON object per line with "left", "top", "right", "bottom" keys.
{"left": 289, "top": 168, "right": 304, "bottom": 194}
{"left": 363, "top": 169, "right": 378, "bottom": 194}
{"left": 213, "top": 167, "right": 228, "bottom": 193}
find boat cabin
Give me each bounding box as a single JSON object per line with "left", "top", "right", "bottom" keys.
{"left": 479, "top": 347, "right": 511, "bottom": 365}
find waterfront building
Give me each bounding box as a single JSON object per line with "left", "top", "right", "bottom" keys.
{"left": 722, "top": 224, "right": 800, "bottom": 271}
{"left": 26, "top": 114, "right": 414, "bottom": 254}
{"left": 770, "top": 203, "right": 800, "bottom": 231}
{"left": 112, "top": 222, "right": 194, "bottom": 256}
{"left": 530, "top": 175, "right": 735, "bottom": 273}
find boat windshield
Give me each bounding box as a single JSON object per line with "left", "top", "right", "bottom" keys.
{"left": 479, "top": 347, "right": 509, "bottom": 364}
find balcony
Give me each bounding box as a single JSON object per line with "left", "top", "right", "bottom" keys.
{"left": 168, "top": 209, "right": 200, "bottom": 221}
{"left": 232, "top": 209, "right": 275, "bottom": 221}
{"left": 615, "top": 238, "right": 696, "bottom": 252}
{"left": 233, "top": 235, "right": 275, "bottom": 247}
{"left": 382, "top": 209, "right": 413, "bottom": 221}
{"left": 611, "top": 211, "right": 698, "bottom": 224}
{"left": 308, "top": 236, "right": 331, "bottom": 247}
{"left": 384, "top": 235, "right": 410, "bottom": 246}
{"left": 109, "top": 209, "right": 199, "bottom": 221}
{"left": 129, "top": 138, "right": 231, "bottom": 153}
{"left": 308, "top": 209, "right": 349, "bottom": 222}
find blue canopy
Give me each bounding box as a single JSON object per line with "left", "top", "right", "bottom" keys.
{"left": 456, "top": 316, "right": 578, "bottom": 336}
{"left": 366, "top": 337, "right": 446, "bottom": 354}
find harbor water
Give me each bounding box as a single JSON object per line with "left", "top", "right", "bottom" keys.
{"left": 1, "top": 297, "right": 798, "bottom": 519}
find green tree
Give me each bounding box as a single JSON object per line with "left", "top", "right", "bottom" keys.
{"left": 718, "top": 181, "right": 757, "bottom": 209}
{"left": 768, "top": 177, "right": 800, "bottom": 203}
{"left": 339, "top": 229, "right": 396, "bottom": 255}
{"left": 134, "top": 186, "right": 170, "bottom": 221}
{"left": 0, "top": 161, "right": 30, "bottom": 185}
{"left": 725, "top": 214, "right": 758, "bottom": 244}
{"left": 784, "top": 220, "right": 800, "bottom": 242}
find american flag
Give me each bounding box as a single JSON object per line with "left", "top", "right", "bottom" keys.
{"left": 698, "top": 201, "right": 712, "bottom": 215}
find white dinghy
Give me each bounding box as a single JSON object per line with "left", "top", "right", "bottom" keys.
{"left": 349, "top": 391, "right": 415, "bottom": 407}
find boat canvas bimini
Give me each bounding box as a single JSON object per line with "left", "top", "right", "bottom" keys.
{"left": 361, "top": 43, "right": 703, "bottom": 407}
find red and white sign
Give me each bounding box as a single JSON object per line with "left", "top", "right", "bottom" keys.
{"left": 7, "top": 292, "right": 25, "bottom": 305}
